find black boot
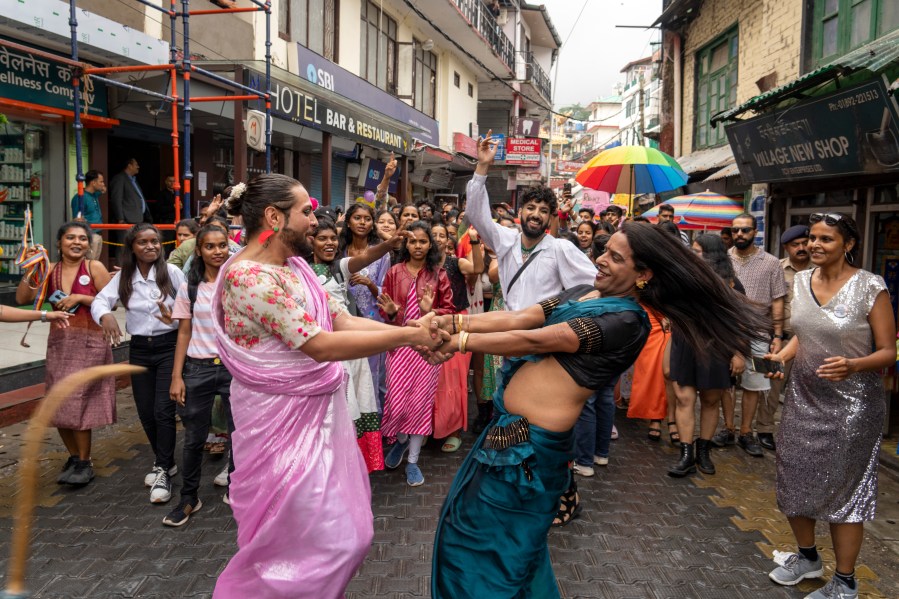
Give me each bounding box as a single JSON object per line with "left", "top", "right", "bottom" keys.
{"left": 667, "top": 442, "right": 696, "bottom": 477}
{"left": 473, "top": 402, "right": 493, "bottom": 434}
{"left": 694, "top": 439, "right": 716, "bottom": 475}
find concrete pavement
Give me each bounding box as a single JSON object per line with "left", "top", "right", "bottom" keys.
{"left": 0, "top": 389, "right": 897, "bottom": 598}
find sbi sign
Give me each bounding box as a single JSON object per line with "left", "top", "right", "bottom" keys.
{"left": 306, "top": 63, "right": 335, "bottom": 92}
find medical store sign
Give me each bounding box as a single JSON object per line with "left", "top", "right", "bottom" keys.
{"left": 726, "top": 78, "right": 899, "bottom": 183}
{"left": 0, "top": 44, "right": 108, "bottom": 117}
{"left": 246, "top": 70, "right": 411, "bottom": 155}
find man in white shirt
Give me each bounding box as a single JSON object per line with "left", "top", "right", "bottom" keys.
{"left": 466, "top": 131, "right": 597, "bottom": 313}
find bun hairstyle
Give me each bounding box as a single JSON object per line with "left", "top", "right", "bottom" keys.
{"left": 225, "top": 174, "right": 304, "bottom": 238}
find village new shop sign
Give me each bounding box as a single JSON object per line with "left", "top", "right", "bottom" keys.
{"left": 726, "top": 78, "right": 899, "bottom": 183}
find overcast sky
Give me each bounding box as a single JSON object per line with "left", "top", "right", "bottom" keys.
{"left": 539, "top": 0, "right": 663, "bottom": 108}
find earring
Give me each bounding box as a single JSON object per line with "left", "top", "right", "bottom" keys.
{"left": 636, "top": 280, "right": 647, "bottom": 290}
{"left": 844, "top": 251, "right": 854, "bottom": 265}
{"left": 259, "top": 227, "right": 277, "bottom": 245}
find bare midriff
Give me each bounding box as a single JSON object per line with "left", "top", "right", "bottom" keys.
{"left": 502, "top": 356, "right": 593, "bottom": 432}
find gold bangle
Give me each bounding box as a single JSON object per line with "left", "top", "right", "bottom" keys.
{"left": 459, "top": 331, "right": 470, "bottom": 354}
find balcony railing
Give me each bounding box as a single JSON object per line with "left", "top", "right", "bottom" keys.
{"left": 517, "top": 51, "right": 552, "bottom": 100}
{"left": 452, "top": 0, "right": 515, "bottom": 71}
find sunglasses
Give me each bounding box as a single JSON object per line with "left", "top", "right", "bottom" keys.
{"left": 732, "top": 226, "right": 755, "bottom": 234}
{"left": 809, "top": 212, "right": 844, "bottom": 226}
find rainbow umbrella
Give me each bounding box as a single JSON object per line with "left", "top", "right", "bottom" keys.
{"left": 575, "top": 146, "right": 688, "bottom": 216}
{"left": 643, "top": 190, "right": 743, "bottom": 229}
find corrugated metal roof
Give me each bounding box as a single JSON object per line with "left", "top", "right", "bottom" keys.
{"left": 712, "top": 28, "right": 899, "bottom": 125}
{"left": 703, "top": 162, "right": 741, "bottom": 182}
{"left": 675, "top": 145, "right": 734, "bottom": 174}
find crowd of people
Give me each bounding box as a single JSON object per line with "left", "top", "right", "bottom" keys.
{"left": 3, "top": 134, "right": 893, "bottom": 599}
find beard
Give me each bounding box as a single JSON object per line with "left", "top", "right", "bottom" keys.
{"left": 733, "top": 236, "right": 754, "bottom": 250}
{"left": 521, "top": 217, "right": 547, "bottom": 239}
{"left": 280, "top": 226, "right": 314, "bottom": 259}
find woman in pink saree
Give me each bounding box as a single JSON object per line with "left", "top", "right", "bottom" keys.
{"left": 211, "top": 174, "right": 441, "bottom": 598}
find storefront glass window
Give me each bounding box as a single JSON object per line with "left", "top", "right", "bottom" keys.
{"left": 0, "top": 119, "right": 48, "bottom": 280}
{"left": 791, "top": 190, "right": 854, "bottom": 209}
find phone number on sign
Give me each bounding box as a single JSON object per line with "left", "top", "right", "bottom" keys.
{"left": 828, "top": 88, "right": 880, "bottom": 111}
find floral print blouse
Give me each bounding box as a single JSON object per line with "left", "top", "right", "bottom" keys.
{"left": 222, "top": 260, "right": 346, "bottom": 350}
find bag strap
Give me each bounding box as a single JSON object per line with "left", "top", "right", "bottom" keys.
{"left": 506, "top": 249, "right": 543, "bottom": 294}
{"left": 188, "top": 280, "right": 199, "bottom": 314}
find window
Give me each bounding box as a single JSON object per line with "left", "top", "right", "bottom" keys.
{"left": 813, "top": 0, "right": 899, "bottom": 65}
{"left": 468, "top": 82, "right": 474, "bottom": 97}
{"left": 694, "top": 28, "right": 738, "bottom": 149}
{"left": 413, "top": 44, "right": 437, "bottom": 117}
{"left": 454, "top": 72, "right": 460, "bottom": 87}
{"left": 288, "top": 0, "right": 339, "bottom": 61}
{"left": 625, "top": 98, "right": 635, "bottom": 118}
{"left": 278, "top": 0, "right": 289, "bottom": 41}
{"left": 360, "top": 1, "right": 398, "bottom": 93}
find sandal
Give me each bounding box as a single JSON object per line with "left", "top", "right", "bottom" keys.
{"left": 441, "top": 436, "right": 462, "bottom": 453}
{"left": 647, "top": 420, "right": 662, "bottom": 442}
{"left": 209, "top": 441, "right": 227, "bottom": 455}
{"left": 551, "top": 481, "right": 581, "bottom": 527}
{"left": 668, "top": 421, "right": 680, "bottom": 446}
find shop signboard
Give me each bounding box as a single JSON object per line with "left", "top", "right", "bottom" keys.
{"left": 358, "top": 157, "right": 400, "bottom": 193}
{"left": 453, "top": 132, "right": 478, "bottom": 158}
{"left": 726, "top": 78, "right": 899, "bottom": 183}
{"left": 515, "top": 117, "right": 541, "bottom": 138}
{"left": 505, "top": 138, "right": 542, "bottom": 165}
{"left": 515, "top": 167, "right": 543, "bottom": 183}
{"left": 0, "top": 44, "right": 108, "bottom": 117}
{"left": 493, "top": 133, "right": 506, "bottom": 161}
{"left": 246, "top": 70, "right": 411, "bottom": 155}
{"left": 297, "top": 44, "right": 438, "bottom": 145}
{"left": 557, "top": 160, "right": 586, "bottom": 173}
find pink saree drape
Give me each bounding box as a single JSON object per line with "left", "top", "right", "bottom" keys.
{"left": 211, "top": 253, "right": 373, "bottom": 599}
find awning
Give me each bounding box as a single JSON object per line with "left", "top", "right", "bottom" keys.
{"left": 651, "top": 0, "right": 704, "bottom": 29}
{"left": 703, "top": 162, "right": 740, "bottom": 182}
{"left": 675, "top": 145, "right": 734, "bottom": 175}
{"left": 712, "top": 28, "right": 899, "bottom": 125}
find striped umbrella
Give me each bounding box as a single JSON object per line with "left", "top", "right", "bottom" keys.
{"left": 574, "top": 146, "right": 688, "bottom": 215}
{"left": 642, "top": 191, "right": 744, "bottom": 229}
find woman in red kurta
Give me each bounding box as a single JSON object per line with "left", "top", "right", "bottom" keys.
{"left": 378, "top": 221, "right": 454, "bottom": 487}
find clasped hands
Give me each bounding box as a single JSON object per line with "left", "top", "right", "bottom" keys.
{"left": 404, "top": 313, "right": 461, "bottom": 365}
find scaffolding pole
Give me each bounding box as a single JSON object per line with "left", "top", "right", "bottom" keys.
{"left": 65, "top": 0, "right": 272, "bottom": 235}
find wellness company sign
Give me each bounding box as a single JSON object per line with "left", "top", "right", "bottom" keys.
{"left": 0, "top": 44, "right": 108, "bottom": 117}
{"left": 726, "top": 79, "right": 899, "bottom": 183}
{"left": 246, "top": 70, "right": 410, "bottom": 155}
{"left": 297, "top": 44, "right": 439, "bottom": 145}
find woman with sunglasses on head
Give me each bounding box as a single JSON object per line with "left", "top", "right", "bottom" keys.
{"left": 16, "top": 221, "right": 113, "bottom": 487}
{"left": 765, "top": 213, "right": 894, "bottom": 599}
{"left": 92, "top": 223, "right": 186, "bottom": 504}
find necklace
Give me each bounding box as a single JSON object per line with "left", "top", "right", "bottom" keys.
{"left": 521, "top": 241, "right": 537, "bottom": 262}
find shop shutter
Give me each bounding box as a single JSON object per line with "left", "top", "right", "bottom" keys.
{"left": 331, "top": 157, "right": 347, "bottom": 208}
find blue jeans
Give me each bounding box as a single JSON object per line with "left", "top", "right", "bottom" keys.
{"left": 573, "top": 379, "right": 617, "bottom": 466}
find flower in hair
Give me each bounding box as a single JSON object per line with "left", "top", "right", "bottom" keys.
{"left": 225, "top": 182, "right": 247, "bottom": 210}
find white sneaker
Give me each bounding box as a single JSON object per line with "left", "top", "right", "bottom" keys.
{"left": 144, "top": 464, "right": 178, "bottom": 487}
{"left": 222, "top": 493, "right": 230, "bottom": 505}
{"left": 593, "top": 455, "right": 609, "bottom": 466}
{"left": 572, "top": 463, "right": 595, "bottom": 477}
{"left": 214, "top": 465, "right": 230, "bottom": 487}
{"left": 149, "top": 469, "right": 172, "bottom": 504}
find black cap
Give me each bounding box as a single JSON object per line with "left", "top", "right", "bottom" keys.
{"left": 781, "top": 225, "right": 809, "bottom": 245}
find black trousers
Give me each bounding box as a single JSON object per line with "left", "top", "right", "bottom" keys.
{"left": 179, "top": 358, "right": 235, "bottom": 499}
{"left": 129, "top": 331, "right": 178, "bottom": 471}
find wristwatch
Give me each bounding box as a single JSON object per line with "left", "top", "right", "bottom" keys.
{"left": 470, "top": 238, "right": 481, "bottom": 245}
{"left": 773, "top": 334, "right": 784, "bottom": 340}
{"left": 40, "top": 310, "right": 48, "bottom": 323}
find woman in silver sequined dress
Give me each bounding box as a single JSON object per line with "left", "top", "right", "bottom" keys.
{"left": 766, "top": 213, "right": 895, "bottom": 599}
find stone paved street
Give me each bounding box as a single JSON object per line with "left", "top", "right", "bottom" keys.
{"left": 0, "top": 389, "right": 897, "bottom": 598}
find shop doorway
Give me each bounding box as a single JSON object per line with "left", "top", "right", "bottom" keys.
{"left": 107, "top": 136, "right": 163, "bottom": 216}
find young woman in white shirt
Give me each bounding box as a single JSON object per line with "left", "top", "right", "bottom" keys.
{"left": 91, "top": 223, "right": 185, "bottom": 504}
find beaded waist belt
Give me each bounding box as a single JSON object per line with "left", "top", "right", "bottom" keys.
{"left": 483, "top": 417, "right": 530, "bottom": 450}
